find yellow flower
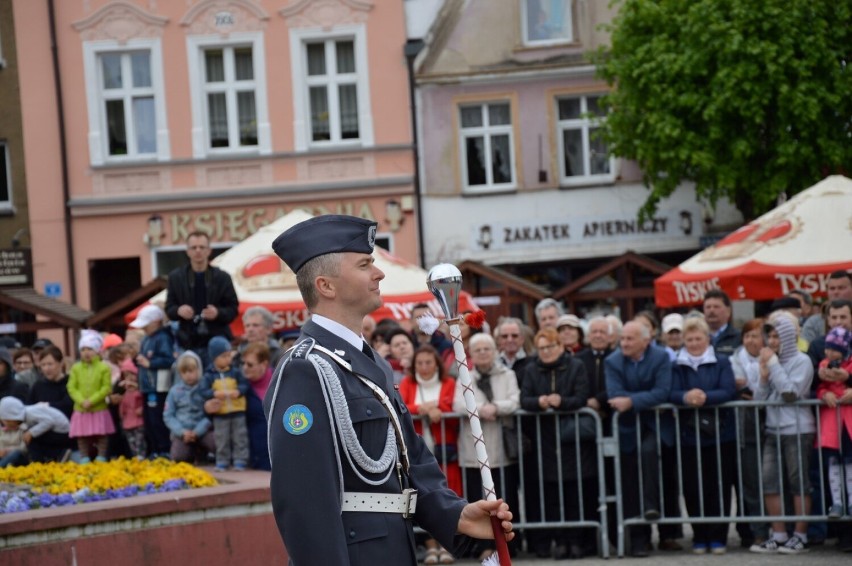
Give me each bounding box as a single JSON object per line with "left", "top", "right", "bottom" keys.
{"left": 0, "top": 458, "right": 217, "bottom": 496}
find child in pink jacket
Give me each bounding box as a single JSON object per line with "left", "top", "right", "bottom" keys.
{"left": 118, "top": 358, "right": 146, "bottom": 459}
{"left": 815, "top": 327, "right": 852, "bottom": 518}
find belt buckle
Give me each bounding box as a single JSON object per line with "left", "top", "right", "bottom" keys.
{"left": 402, "top": 488, "right": 417, "bottom": 518}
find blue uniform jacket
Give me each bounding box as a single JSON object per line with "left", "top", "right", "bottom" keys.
{"left": 263, "top": 320, "right": 469, "bottom": 566}
{"left": 605, "top": 344, "right": 674, "bottom": 452}
{"left": 669, "top": 352, "right": 737, "bottom": 446}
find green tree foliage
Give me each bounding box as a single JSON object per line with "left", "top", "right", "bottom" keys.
{"left": 594, "top": 0, "right": 851, "bottom": 220}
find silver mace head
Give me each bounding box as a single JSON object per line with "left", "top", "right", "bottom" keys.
{"left": 426, "top": 263, "right": 462, "bottom": 320}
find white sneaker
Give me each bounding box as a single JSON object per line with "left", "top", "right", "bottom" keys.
{"left": 750, "top": 539, "right": 780, "bottom": 554}
{"left": 777, "top": 535, "right": 809, "bottom": 554}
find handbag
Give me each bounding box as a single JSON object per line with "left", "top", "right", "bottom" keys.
{"left": 683, "top": 409, "right": 718, "bottom": 437}
{"left": 502, "top": 425, "right": 519, "bottom": 461}
{"left": 156, "top": 368, "right": 174, "bottom": 393}
{"left": 559, "top": 413, "right": 597, "bottom": 442}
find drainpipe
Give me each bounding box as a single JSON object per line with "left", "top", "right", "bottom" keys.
{"left": 404, "top": 39, "right": 426, "bottom": 269}
{"left": 48, "top": 0, "right": 77, "bottom": 304}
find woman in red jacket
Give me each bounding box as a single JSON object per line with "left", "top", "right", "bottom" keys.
{"left": 399, "top": 345, "right": 461, "bottom": 564}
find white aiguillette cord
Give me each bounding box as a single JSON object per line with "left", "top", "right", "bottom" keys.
{"left": 313, "top": 344, "right": 411, "bottom": 475}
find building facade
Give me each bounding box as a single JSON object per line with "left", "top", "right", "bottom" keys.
{"left": 411, "top": 0, "right": 741, "bottom": 319}
{"left": 13, "top": 0, "right": 418, "bottom": 313}
{"left": 0, "top": 0, "right": 32, "bottom": 280}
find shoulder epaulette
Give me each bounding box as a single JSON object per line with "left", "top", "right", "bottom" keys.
{"left": 284, "top": 337, "right": 316, "bottom": 365}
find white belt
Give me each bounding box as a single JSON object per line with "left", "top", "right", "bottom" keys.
{"left": 341, "top": 489, "right": 418, "bottom": 518}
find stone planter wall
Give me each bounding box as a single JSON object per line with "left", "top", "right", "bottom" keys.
{"left": 0, "top": 470, "right": 288, "bottom": 566}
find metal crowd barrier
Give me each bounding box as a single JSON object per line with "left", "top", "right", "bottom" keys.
{"left": 413, "top": 399, "right": 851, "bottom": 558}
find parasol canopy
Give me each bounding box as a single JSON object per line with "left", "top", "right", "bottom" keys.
{"left": 654, "top": 175, "right": 852, "bottom": 307}
{"left": 130, "top": 210, "right": 478, "bottom": 336}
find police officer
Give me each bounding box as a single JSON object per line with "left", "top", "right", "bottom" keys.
{"left": 264, "top": 215, "right": 513, "bottom": 565}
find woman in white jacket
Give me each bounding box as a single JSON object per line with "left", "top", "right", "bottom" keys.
{"left": 453, "top": 332, "right": 520, "bottom": 560}
{"left": 730, "top": 318, "right": 769, "bottom": 546}
{"left": 750, "top": 312, "right": 815, "bottom": 555}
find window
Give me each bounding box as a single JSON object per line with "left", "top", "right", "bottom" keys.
{"left": 460, "top": 103, "right": 515, "bottom": 191}
{"left": 187, "top": 33, "right": 271, "bottom": 157}
{"left": 0, "top": 142, "right": 11, "bottom": 208}
{"left": 82, "top": 40, "right": 169, "bottom": 166}
{"left": 557, "top": 95, "right": 615, "bottom": 185}
{"left": 289, "top": 26, "right": 373, "bottom": 151}
{"left": 522, "top": 0, "right": 572, "bottom": 45}
{"left": 99, "top": 51, "right": 157, "bottom": 157}
{"left": 306, "top": 39, "right": 359, "bottom": 143}
{"left": 202, "top": 46, "right": 258, "bottom": 149}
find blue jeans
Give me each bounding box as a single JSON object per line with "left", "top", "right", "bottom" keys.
{"left": 0, "top": 449, "right": 28, "bottom": 467}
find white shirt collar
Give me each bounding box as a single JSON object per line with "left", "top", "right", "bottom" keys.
{"left": 499, "top": 349, "right": 526, "bottom": 364}
{"left": 311, "top": 314, "right": 366, "bottom": 351}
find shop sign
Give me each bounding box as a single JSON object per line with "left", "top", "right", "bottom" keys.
{"left": 471, "top": 208, "right": 701, "bottom": 252}
{"left": 0, "top": 248, "right": 32, "bottom": 286}
{"left": 162, "top": 202, "right": 376, "bottom": 244}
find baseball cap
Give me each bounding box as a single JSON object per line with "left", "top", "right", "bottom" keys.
{"left": 556, "top": 314, "right": 582, "bottom": 329}
{"left": 129, "top": 304, "right": 165, "bottom": 329}
{"left": 661, "top": 313, "right": 684, "bottom": 334}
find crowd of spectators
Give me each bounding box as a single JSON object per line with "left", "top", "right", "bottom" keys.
{"left": 356, "top": 270, "right": 852, "bottom": 560}
{"left": 0, "top": 302, "right": 284, "bottom": 471}
{"left": 1, "top": 268, "right": 851, "bottom": 562}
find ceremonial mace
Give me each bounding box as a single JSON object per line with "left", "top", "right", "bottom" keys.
{"left": 426, "top": 264, "right": 511, "bottom": 566}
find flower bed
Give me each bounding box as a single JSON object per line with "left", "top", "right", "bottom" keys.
{"left": 0, "top": 458, "right": 217, "bottom": 514}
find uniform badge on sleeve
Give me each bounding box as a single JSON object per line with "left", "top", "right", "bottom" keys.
{"left": 283, "top": 404, "right": 313, "bottom": 435}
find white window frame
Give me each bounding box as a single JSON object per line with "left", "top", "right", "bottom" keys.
{"left": 289, "top": 25, "right": 374, "bottom": 151}
{"left": 82, "top": 39, "right": 170, "bottom": 166}
{"left": 520, "top": 0, "right": 573, "bottom": 46}
{"left": 186, "top": 33, "right": 271, "bottom": 158}
{"left": 459, "top": 102, "right": 516, "bottom": 193}
{"left": 556, "top": 94, "right": 616, "bottom": 186}
{"left": 0, "top": 142, "right": 12, "bottom": 210}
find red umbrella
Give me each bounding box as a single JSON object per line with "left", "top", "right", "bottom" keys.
{"left": 655, "top": 175, "right": 852, "bottom": 307}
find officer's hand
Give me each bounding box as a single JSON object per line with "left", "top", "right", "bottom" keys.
{"left": 457, "top": 498, "right": 514, "bottom": 541}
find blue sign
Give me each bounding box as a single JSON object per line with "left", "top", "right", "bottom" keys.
{"left": 44, "top": 282, "right": 62, "bottom": 298}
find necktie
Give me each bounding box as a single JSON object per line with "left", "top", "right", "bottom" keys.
{"left": 362, "top": 341, "right": 375, "bottom": 362}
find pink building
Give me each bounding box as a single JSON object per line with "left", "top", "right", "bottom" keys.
{"left": 13, "top": 0, "right": 417, "bottom": 317}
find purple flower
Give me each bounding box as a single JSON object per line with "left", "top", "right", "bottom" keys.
{"left": 4, "top": 495, "right": 30, "bottom": 513}
{"left": 37, "top": 493, "right": 55, "bottom": 508}
{"left": 161, "top": 479, "right": 186, "bottom": 492}
{"left": 56, "top": 494, "right": 75, "bottom": 506}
